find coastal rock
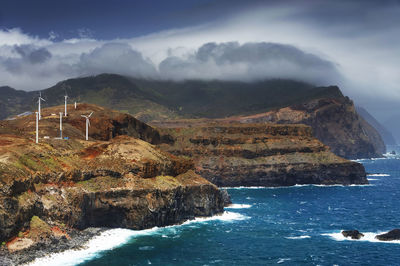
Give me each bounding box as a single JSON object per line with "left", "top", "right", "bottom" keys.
{"left": 156, "top": 123, "right": 368, "bottom": 187}
{"left": 212, "top": 95, "right": 385, "bottom": 159}
{"left": 342, "top": 230, "right": 364, "bottom": 239}
{"left": 0, "top": 105, "right": 226, "bottom": 259}
{"left": 0, "top": 135, "right": 224, "bottom": 243}
{"left": 220, "top": 189, "right": 232, "bottom": 206}
{"left": 375, "top": 229, "right": 400, "bottom": 241}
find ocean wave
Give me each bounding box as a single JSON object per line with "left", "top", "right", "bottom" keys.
{"left": 367, "top": 174, "right": 390, "bottom": 177}
{"left": 322, "top": 231, "right": 400, "bottom": 244}
{"left": 285, "top": 235, "right": 311, "bottom": 240}
{"left": 225, "top": 204, "right": 252, "bottom": 209}
{"left": 222, "top": 186, "right": 270, "bottom": 189}
{"left": 25, "top": 211, "right": 248, "bottom": 266}
{"left": 367, "top": 178, "right": 378, "bottom": 181}
{"left": 277, "top": 258, "right": 292, "bottom": 264}
{"left": 223, "top": 184, "right": 372, "bottom": 190}
{"left": 352, "top": 157, "right": 389, "bottom": 162}
{"left": 312, "top": 184, "right": 373, "bottom": 187}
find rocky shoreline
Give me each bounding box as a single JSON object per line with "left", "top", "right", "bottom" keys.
{"left": 0, "top": 106, "right": 227, "bottom": 264}
{"left": 0, "top": 103, "right": 370, "bottom": 264}
{"left": 0, "top": 227, "right": 106, "bottom": 266}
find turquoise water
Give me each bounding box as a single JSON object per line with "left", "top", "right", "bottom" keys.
{"left": 31, "top": 153, "right": 400, "bottom": 265}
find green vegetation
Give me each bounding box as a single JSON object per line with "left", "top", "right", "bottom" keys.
{"left": 1, "top": 74, "right": 344, "bottom": 121}
{"left": 16, "top": 154, "right": 42, "bottom": 171}
{"left": 77, "top": 176, "right": 124, "bottom": 191}
{"left": 17, "top": 191, "right": 34, "bottom": 206}
{"left": 28, "top": 216, "right": 52, "bottom": 238}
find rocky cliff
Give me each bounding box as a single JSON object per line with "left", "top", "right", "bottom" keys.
{"left": 0, "top": 107, "right": 225, "bottom": 258}
{"left": 0, "top": 75, "right": 385, "bottom": 159}
{"left": 154, "top": 92, "right": 385, "bottom": 159}
{"left": 356, "top": 106, "right": 397, "bottom": 146}
{"left": 233, "top": 95, "right": 385, "bottom": 159}
{"left": 154, "top": 123, "right": 368, "bottom": 187}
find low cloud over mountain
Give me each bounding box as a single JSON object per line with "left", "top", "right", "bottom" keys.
{"left": 159, "top": 42, "right": 340, "bottom": 83}
{"left": 0, "top": 29, "right": 341, "bottom": 90}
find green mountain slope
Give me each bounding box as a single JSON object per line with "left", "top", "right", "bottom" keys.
{"left": 0, "top": 73, "right": 343, "bottom": 121}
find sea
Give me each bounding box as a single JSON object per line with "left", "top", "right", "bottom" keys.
{"left": 27, "top": 146, "right": 400, "bottom": 266}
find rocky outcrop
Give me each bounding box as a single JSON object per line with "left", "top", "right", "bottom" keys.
{"left": 375, "top": 229, "right": 400, "bottom": 241}
{"left": 152, "top": 91, "right": 385, "bottom": 159}
{"left": 342, "top": 230, "right": 364, "bottom": 239}
{"left": 356, "top": 106, "right": 397, "bottom": 146}
{"left": 0, "top": 108, "right": 225, "bottom": 262}
{"left": 229, "top": 95, "right": 385, "bottom": 159}
{"left": 156, "top": 123, "right": 368, "bottom": 187}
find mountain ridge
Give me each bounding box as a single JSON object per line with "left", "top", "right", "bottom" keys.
{"left": 0, "top": 73, "right": 386, "bottom": 158}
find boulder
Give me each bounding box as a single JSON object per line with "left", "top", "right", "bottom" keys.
{"left": 342, "top": 230, "right": 364, "bottom": 239}
{"left": 376, "top": 229, "right": 400, "bottom": 241}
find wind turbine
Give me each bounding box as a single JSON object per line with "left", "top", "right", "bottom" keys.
{"left": 81, "top": 112, "right": 93, "bottom": 141}
{"left": 64, "top": 93, "right": 68, "bottom": 117}
{"left": 35, "top": 112, "right": 39, "bottom": 143}
{"left": 37, "top": 92, "right": 45, "bottom": 120}
{"left": 59, "top": 112, "right": 63, "bottom": 139}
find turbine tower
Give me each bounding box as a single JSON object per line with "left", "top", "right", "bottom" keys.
{"left": 35, "top": 112, "right": 39, "bottom": 143}
{"left": 37, "top": 92, "right": 45, "bottom": 120}
{"left": 81, "top": 112, "right": 93, "bottom": 141}
{"left": 64, "top": 93, "right": 68, "bottom": 117}
{"left": 59, "top": 112, "right": 63, "bottom": 139}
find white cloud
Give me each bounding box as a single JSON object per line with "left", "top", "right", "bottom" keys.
{"left": 0, "top": 3, "right": 399, "bottom": 109}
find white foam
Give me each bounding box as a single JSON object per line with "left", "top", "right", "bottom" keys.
{"left": 277, "top": 258, "right": 292, "bottom": 264}
{"left": 285, "top": 235, "right": 311, "bottom": 240}
{"left": 24, "top": 228, "right": 144, "bottom": 266}
{"left": 352, "top": 157, "right": 388, "bottom": 162}
{"left": 311, "top": 184, "right": 372, "bottom": 187}
{"left": 322, "top": 231, "right": 400, "bottom": 244}
{"left": 25, "top": 211, "right": 248, "bottom": 266}
{"left": 223, "top": 183, "right": 372, "bottom": 190}
{"left": 367, "top": 178, "right": 378, "bottom": 181}
{"left": 225, "top": 204, "right": 252, "bottom": 209}
{"left": 222, "top": 186, "right": 269, "bottom": 189}
{"left": 367, "top": 174, "right": 390, "bottom": 177}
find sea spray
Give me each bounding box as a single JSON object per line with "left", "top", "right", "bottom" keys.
{"left": 322, "top": 231, "right": 400, "bottom": 244}
{"left": 25, "top": 211, "right": 248, "bottom": 266}
{"left": 222, "top": 184, "right": 373, "bottom": 190}
{"left": 225, "top": 204, "right": 252, "bottom": 209}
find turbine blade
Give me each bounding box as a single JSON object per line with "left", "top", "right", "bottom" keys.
{"left": 89, "top": 112, "right": 93, "bottom": 117}
{"left": 88, "top": 119, "right": 91, "bottom": 126}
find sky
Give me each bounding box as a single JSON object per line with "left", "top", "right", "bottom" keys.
{"left": 1, "top": 0, "right": 400, "bottom": 138}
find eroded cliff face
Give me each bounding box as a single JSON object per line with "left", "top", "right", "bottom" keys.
{"left": 152, "top": 94, "right": 385, "bottom": 159}
{"left": 233, "top": 96, "right": 385, "bottom": 159}
{"left": 0, "top": 134, "right": 224, "bottom": 248}
{"left": 156, "top": 123, "right": 368, "bottom": 187}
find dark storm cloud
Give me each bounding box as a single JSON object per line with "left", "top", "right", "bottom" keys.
{"left": 78, "top": 43, "right": 157, "bottom": 78}
{"left": 1, "top": 45, "right": 52, "bottom": 74}
{"left": 14, "top": 45, "right": 52, "bottom": 64}
{"left": 159, "top": 42, "right": 340, "bottom": 84}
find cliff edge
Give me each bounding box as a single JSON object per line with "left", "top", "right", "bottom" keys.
{"left": 155, "top": 122, "right": 368, "bottom": 187}
{"left": 0, "top": 105, "right": 225, "bottom": 262}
